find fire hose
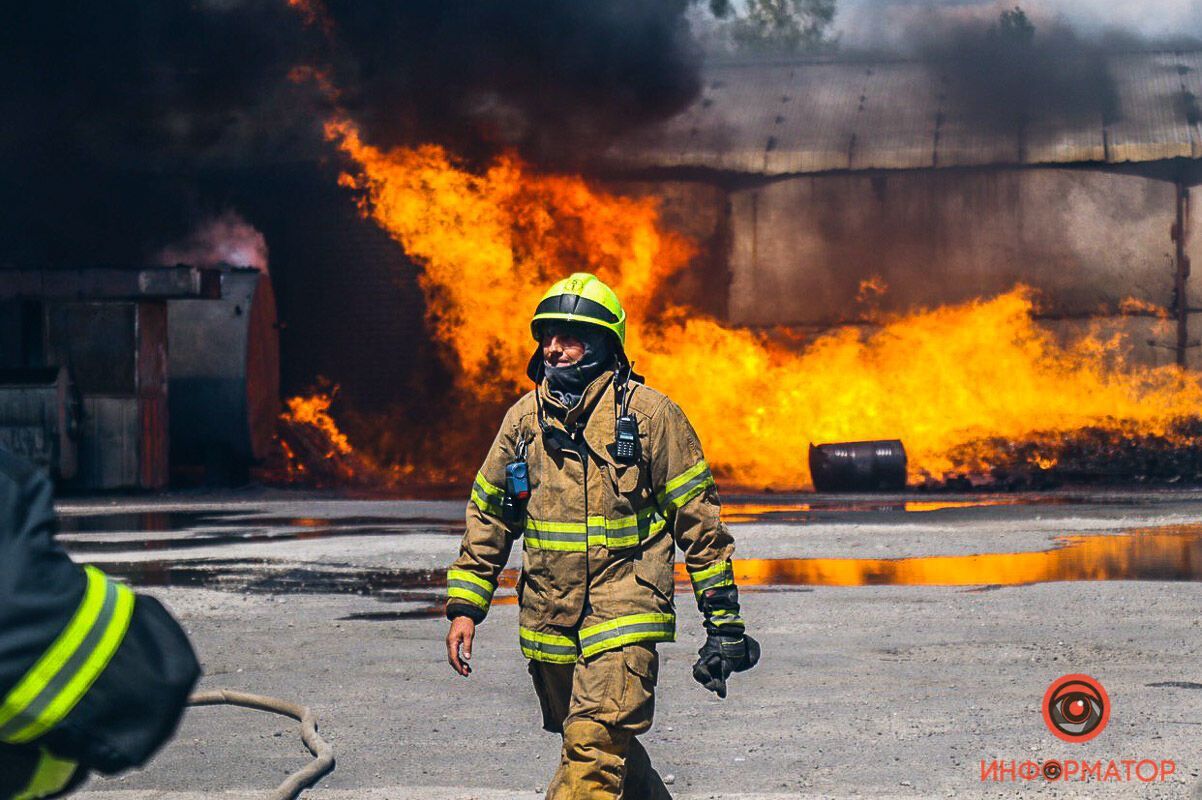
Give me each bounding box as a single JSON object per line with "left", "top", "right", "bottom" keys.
{"left": 186, "top": 689, "right": 335, "bottom": 799}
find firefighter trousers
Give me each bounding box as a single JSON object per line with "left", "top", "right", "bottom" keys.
{"left": 529, "top": 644, "right": 673, "bottom": 800}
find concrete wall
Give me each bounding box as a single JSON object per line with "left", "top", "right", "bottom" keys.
{"left": 727, "top": 168, "right": 1187, "bottom": 327}
{"left": 608, "top": 179, "right": 732, "bottom": 318}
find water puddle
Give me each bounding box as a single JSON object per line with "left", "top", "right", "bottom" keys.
{"left": 59, "top": 512, "right": 457, "bottom": 554}
{"left": 89, "top": 526, "right": 1202, "bottom": 623}
{"left": 713, "top": 525, "right": 1202, "bottom": 587}
{"left": 721, "top": 497, "right": 1037, "bottom": 523}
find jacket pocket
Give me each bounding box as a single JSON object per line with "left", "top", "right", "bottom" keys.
{"left": 624, "top": 642, "right": 659, "bottom": 684}
{"left": 519, "top": 549, "right": 546, "bottom": 618}
{"left": 614, "top": 644, "right": 658, "bottom": 731}
{"left": 633, "top": 554, "right": 675, "bottom": 604}
{"left": 611, "top": 462, "right": 642, "bottom": 495}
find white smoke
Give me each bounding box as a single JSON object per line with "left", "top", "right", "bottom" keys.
{"left": 834, "top": 0, "right": 1202, "bottom": 49}
{"left": 157, "top": 210, "right": 269, "bottom": 273}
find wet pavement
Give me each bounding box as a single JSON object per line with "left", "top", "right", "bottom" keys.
{"left": 56, "top": 491, "right": 1202, "bottom": 618}
{"left": 64, "top": 488, "right": 1202, "bottom": 799}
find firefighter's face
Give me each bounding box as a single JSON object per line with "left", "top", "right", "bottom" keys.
{"left": 542, "top": 328, "right": 586, "bottom": 367}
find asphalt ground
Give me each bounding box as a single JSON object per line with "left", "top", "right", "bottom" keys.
{"left": 53, "top": 488, "right": 1202, "bottom": 799}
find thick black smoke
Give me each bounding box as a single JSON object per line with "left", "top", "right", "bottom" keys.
{"left": 915, "top": 8, "right": 1120, "bottom": 131}
{"left": 0, "top": 1, "right": 320, "bottom": 267}
{"left": 321, "top": 1, "right": 702, "bottom": 163}
{"left": 0, "top": 0, "right": 703, "bottom": 268}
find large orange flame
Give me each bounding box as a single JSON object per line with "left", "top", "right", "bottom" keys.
{"left": 326, "top": 119, "right": 1202, "bottom": 489}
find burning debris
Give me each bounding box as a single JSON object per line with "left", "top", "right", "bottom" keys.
{"left": 945, "top": 419, "right": 1202, "bottom": 490}
{"left": 268, "top": 386, "right": 399, "bottom": 490}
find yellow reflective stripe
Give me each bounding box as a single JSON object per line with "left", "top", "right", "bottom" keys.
{"left": 0, "top": 568, "right": 106, "bottom": 733}
{"left": 657, "top": 460, "right": 715, "bottom": 510}
{"left": 586, "top": 509, "right": 667, "bottom": 549}
{"left": 709, "top": 609, "right": 745, "bottom": 627}
{"left": 447, "top": 588, "right": 490, "bottom": 610}
{"left": 525, "top": 536, "right": 587, "bottom": 552}
{"left": 470, "top": 487, "right": 504, "bottom": 518}
{"left": 526, "top": 509, "right": 666, "bottom": 551}
{"left": 520, "top": 628, "right": 577, "bottom": 646}
{"left": 689, "top": 560, "right": 729, "bottom": 583}
{"left": 521, "top": 646, "right": 578, "bottom": 664}
{"left": 525, "top": 518, "right": 588, "bottom": 551}
{"left": 526, "top": 520, "right": 587, "bottom": 533}
{"left": 14, "top": 584, "right": 134, "bottom": 744}
{"left": 578, "top": 612, "right": 676, "bottom": 658}
{"left": 667, "top": 460, "right": 709, "bottom": 493}
{"left": 447, "top": 569, "right": 494, "bottom": 592}
{"left": 689, "top": 560, "right": 734, "bottom": 598}
{"left": 3, "top": 572, "right": 135, "bottom": 744}
{"left": 661, "top": 459, "right": 708, "bottom": 496}
{"left": 474, "top": 471, "right": 505, "bottom": 502}
{"left": 447, "top": 569, "right": 495, "bottom": 612}
{"left": 669, "top": 475, "right": 713, "bottom": 508}
{"left": 519, "top": 627, "right": 579, "bottom": 664}
{"left": 13, "top": 749, "right": 78, "bottom": 800}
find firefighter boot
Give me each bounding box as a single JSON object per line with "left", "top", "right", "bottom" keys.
{"left": 622, "top": 737, "right": 673, "bottom": 800}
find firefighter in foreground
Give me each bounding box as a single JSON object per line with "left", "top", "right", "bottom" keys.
{"left": 0, "top": 450, "right": 199, "bottom": 799}
{"left": 445, "top": 273, "right": 760, "bottom": 798}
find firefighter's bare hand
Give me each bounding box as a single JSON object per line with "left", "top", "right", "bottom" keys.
{"left": 447, "top": 617, "right": 476, "bottom": 677}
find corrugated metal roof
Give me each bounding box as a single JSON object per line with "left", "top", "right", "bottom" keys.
{"left": 608, "top": 51, "right": 1202, "bottom": 174}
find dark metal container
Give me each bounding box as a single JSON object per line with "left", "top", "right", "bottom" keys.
{"left": 809, "top": 439, "right": 907, "bottom": 492}
{"left": 0, "top": 367, "right": 78, "bottom": 479}
{"left": 0, "top": 266, "right": 220, "bottom": 490}
{"left": 168, "top": 267, "right": 280, "bottom": 479}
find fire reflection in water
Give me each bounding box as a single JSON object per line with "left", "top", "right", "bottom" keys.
{"left": 703, "top": 526, "right": 1202, "bottom": 588}
{"left": 720, "top": 498, "right": 1020, "bottom": 523}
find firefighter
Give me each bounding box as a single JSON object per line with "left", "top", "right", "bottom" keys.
{"left": 445, "top": 273, "right": 760, "bottom": 799}
{"left": 0, "top": 450, "right": 200, "bottom": 799}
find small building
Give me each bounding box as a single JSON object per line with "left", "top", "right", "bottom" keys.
{"left": 0, "top": 267, "right": 220, "bottom": 488}
{"left": 0, "top": 266, "right": 279, "bottom": 490}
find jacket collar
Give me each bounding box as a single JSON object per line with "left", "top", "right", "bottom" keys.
{"left": 539, "top": 369, "right": 612, "bottom": 428}
{"left": 538, "top": 369, "right": 641, "bottom": 468}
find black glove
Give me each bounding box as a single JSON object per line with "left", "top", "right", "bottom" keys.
{"left": 692, "top": 631, "right": 760, "bottom": 698}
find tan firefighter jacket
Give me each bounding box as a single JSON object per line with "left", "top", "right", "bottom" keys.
{"left": 446, "top": 369, "right": 740, "bottom": 663}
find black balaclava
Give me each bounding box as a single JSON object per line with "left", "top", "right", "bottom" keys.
{"left": 542, "top": 322, "right": 616, "bottom": 409}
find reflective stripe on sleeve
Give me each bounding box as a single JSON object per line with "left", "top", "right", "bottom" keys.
{"left": 13, "top": 749, "right": 78, "bottom": 800}
{"left": 520, "top": 628, "right": 579, "bottom": 664}
{"left": 689, "top": 559, "right": 734, "bottom": 600}
{"left": 656, "top": 460, "right": 715, "bottom": 511}
{"left": 446, "top": 569, "right": 496, "bottom": 611}
{"left": 470, "top": 471, "right": 505, "bottom": 518}
{"left": 0, "top": 566, "right": 135, "bottom": 744}
{"left": 578, "top": 612, "right": 675, "bottom": 658}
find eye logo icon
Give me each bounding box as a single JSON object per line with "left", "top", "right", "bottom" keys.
{"left": 1043, "top": 674, "right": 1109, "bottom": 743}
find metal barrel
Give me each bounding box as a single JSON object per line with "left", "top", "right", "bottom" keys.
{"left": 808, "top": 440, "right": 907, "bottom": 492}
{"left": 168, "top": 267, "right": 280, "bottom": 478}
